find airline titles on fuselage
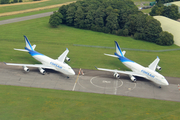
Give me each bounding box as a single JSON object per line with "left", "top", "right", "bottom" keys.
{"left": 141, "top": 70, "right": 155, "bottom": 78}
{"left": 50, "top": 62, "right": 62, "bottom": 69}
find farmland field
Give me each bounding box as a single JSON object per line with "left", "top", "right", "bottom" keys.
{"left": 0, "top": 0, "right": 75, "bottom": 13}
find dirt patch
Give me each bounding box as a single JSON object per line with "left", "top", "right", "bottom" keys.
{"left": 0, "top": 1, "right": 76, "bottom": 17}
{"left": 0, "top": 0, "right": 49, "bottom": 7}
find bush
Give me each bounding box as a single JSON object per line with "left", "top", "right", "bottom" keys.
{"left": 123, "top": 29, "right": 129, "bottom": 36}
{"left": 112, "top": 30, "right": 117, "bottom": 35}
{"left": 49, "top": 12, "right": 63, "bottom": 27}
{"left": 156, "top": 31, "right": 174, "bottom": 46}
{"left": 13, "top": 0, "right": 18, "bottom": 3}
{"left": 102, "top": 27, "right": 111, "bottom": 33}
{"left": 134, "top": 32, "right": 145, "bottom": 40}
{"left": 117, "top": 29, "right": 123, "bottom": 36}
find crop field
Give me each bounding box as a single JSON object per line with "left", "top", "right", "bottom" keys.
{"left": 0, "top": 7, "right": 57, "bottom": 21}
{"left": 0, "top": 0, "right": 75, "bottom": 13}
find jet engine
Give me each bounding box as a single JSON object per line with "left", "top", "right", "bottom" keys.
{"left": 114, "top": 73, "right": 120, "bottom": 79}
{"left": 130, "top": 75, "right": 136, "bottom": 82}
{"left": 39, "top": 68, "right": 46, "bottom": 75}
{"left": 23, "top": 66, "right": 29, "bottom": 72}
{"left": 156, "top": 65, "right": 161, "bottom": 71}
{"left": 65, "top": 57, "right": 70, "bottom": 62}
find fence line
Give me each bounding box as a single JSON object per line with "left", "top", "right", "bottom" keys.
{"left": 73, "top": 44, "right": 180, "bottom": 52}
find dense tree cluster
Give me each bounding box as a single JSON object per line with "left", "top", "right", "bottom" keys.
{"left": 0, "top": 0, "right": 10, "bottom": 4}
{"left": 150, "top": 3, "right": 180, "bottom": 20}
{"left": 156, "top": 31, "right": 174, "bottom": 45}
{"left": 49, "top": 0, "right": 174, "bottom": 46}
{"left": 49, "top": 11, "right": 63, "bottom": 27}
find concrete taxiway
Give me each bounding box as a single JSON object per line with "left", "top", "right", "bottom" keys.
{"left": 0, "top": 62, "right": 180, "bottom": 102}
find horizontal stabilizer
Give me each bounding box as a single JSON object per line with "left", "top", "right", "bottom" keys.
{"left": 104, "top": 53, "right": 118, "bottom": 58}
{"left": 14, "top": 48, "right": 29, "bottom": 52}
{"left": 32, "top": 45, "right": 36, "bottom": 50}
{"left": 122, "top": 51, "right": 126, "bottom": 56}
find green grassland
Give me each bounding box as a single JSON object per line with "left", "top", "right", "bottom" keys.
{"left": 0, "top": 85, "right": 180, "bottom": 120}
{"left": 0, "top": 0, "right": 75, "bottom": 13}
{"left": 0, "top": 16, "right": 180, "bottom": 77}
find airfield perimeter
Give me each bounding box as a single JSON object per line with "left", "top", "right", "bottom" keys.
{"left": 0, "top": 63, "right": 180, "bottom": 102}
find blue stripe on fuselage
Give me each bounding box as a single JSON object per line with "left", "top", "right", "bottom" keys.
{"left": 25, "top": 47, "right": 44, "bottom": 56}
{"left": 114, "top": 53, "right": 134, "bottom": 63}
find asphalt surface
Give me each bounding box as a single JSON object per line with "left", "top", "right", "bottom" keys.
{"left": 0, "top": 62, "right": 180, "bottom": 102}
{"left": 0, "top": 12, "right": 53, "bottom": 25}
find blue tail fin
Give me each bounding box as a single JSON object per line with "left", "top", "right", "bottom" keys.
{"left": 24, "top": 35, "right": 34, "bottom": 51}
{"left": 115, "top": 41, "right": 124, "bottom": 57}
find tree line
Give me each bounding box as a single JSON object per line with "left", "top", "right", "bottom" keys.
{"left": 49, "top": 0, "right": 174, "bottom": 46}
{"left": 150, "top": 2, "right": 180, "bottom": 20}
{"left": 0, "top": 0, "right": 23, "bottom": 4}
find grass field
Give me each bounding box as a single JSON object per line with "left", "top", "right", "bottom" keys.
{"left": 0, "top": 85, "right": 180, "bottom": 120}
{"left": 0, "top": 16, "right": 180, "bottom": 77}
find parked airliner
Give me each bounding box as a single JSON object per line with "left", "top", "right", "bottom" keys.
{"left": 96, "top": 41, "right": 169, "bottom": 88}
{"left": 5, "top": 36, "right": 75, "bottom": 77}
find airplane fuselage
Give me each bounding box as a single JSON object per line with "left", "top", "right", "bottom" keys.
{"left": 28, "top": 49, "right": 75, "bottom": 76}
{"left": 97, "top": 41, "right": 169, "bottom": 87}
{"left": 121, "top": 58, "right": 169, "bottom": 86}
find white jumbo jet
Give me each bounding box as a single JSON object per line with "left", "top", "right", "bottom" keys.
{"left": 5, "top": 35, "right": 75, "bottom": 77}
{"left": 96, "top": 41, "right": 169, "bottom": 88}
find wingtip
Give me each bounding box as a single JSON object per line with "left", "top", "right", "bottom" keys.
{"left": 95, "top": 66, "right": 98, "bottom": 69}
{"left": 4, "top": 62, "right": 6, "bottom": 65}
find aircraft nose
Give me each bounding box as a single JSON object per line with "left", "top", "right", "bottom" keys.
{"left": 71, "top": 69, "right": 75, "bottom": 75}
{"left": 163, "top": 80, "right": 169, "bottom": 86}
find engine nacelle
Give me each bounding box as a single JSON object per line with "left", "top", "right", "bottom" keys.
{"left": 130, "top": 75, "right": 136, "bottom": 82}
{"left": 23, "top": 66, "right": 29, "bottom": 72}
{"left": 156, "top": 65, "right": 161, "bottom": 71}
{"left": 65, "top": 57, "right": 70, "bottom": 62}
{"left": 113, "top": 73, "right": 120, "bottom": 79}
{"left": 39, "top": 68, "right": 46, "bottom": 75}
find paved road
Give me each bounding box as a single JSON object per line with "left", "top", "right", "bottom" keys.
{"left": 0, "top": 63, "right": 180, "bottom": 102}
{"left": 0, "top": 12, "right": 53, "bottom": 25}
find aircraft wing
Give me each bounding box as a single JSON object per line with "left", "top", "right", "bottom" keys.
{"left": 5, "top": 63, "right": 55, "bottom": 69}
{"left": 58, "top": 48, "right": 69, "bottom": 62}
{"left": 148, "top": 56, "right": 160, "bottom": 71}
{"left": 96, "top": 67, "right": 147, "bottom": 78}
